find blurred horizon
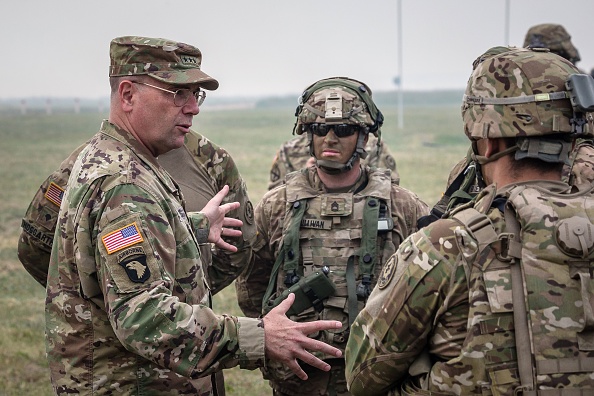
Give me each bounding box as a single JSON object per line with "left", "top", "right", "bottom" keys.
{"left": 3, "top": 0, "right": 592, "bottom": 100}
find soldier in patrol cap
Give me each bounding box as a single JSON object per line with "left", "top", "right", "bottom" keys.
{"left": 18, "top": 130, "right": 257, "bottom": 394}
{"left": 42, "top": 35, "right": 343, "bottom": 395}
{"left": 236, "top": 76, "right": 428, "bottom": 395}
{"left": 346, "top": 47, "right": 594, "bottom": 395}
{"left": 19, "top": 130, "right": 255, "bottom": 294}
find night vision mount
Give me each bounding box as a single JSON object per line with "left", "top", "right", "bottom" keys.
{"left": 565, "top": 74, "right": 594, "bottom": 135}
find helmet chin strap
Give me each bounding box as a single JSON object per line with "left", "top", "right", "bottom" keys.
{"left": 471, "top": 145, "right": 518, "bottom": 165}
{"left": 310, "top": 132, "right": 369, "bottom": 175}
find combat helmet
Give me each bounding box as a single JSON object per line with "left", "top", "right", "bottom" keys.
{"left": 462, "top": 47, "right": 594, "bottom": 164}
{"left": 523, "top": 24, "right": 581, "bottom": 65}
{"left": 293, "top": 77, "right": 384, "bottom": 174}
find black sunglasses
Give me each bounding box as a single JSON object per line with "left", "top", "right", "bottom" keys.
{"left": 301, "top": 123, "right": 363, "bottom": 138}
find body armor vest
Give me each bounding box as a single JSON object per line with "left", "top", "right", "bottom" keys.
{"left": 265, "top": 168, "right": 397, "bottom": 355}
{"left": 418, "top": 183, "right": 594, "bottom": 395}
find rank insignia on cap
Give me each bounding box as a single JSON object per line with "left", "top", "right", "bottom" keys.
{"left": 102, "top": 222, "right": 144, "bottom": 254}
{"left": 45, "top": 182, "right": 65, "bottom": 207}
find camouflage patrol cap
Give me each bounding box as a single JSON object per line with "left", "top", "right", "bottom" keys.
{"left": 109, "top": 36, "right": 219, "bottom": 90}
{"left": 523, "top": 24, "right": 580, "bottom": 64}
{"left": 462, "top": 47, "right": 592, "bottom": 141}
{"left": 294, "top": 77, "right": 383, "bottom": 138}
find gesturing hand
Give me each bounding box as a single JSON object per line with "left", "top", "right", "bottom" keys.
{"left": 200, "top": 185, "right": 243, "bottom": 252}
{"left": 263, "top": 293, "right": 342, "bottom": 380}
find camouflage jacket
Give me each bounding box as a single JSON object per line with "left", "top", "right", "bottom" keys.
{"left": 45, "top": 121, "right": 264, "bottom": 395}
{"left": 430, "top": 139, "right": 594, "bottom": 222}
{"left": 236, "top": 166, "right": 427, "bottom": 382}
{"left": 345, "top": 180, "right": 582, "bottom": 395}
{"left": 268, "top": 134, "right": 399, "bottom": 190}
{"left": 18, "top": 129, "right": 255, "bottom": 294}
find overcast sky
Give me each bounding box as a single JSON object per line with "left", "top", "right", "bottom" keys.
{"left": 3, "top": 0, "right": 592, "bottom": 99}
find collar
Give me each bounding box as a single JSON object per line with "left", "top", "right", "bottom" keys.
{"left": 99, "top": 120, "right": 180, "bottom": 195}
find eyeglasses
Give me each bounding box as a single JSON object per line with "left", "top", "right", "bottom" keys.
{"left": 301, "top": 123, "right": 363, "bottom": 138}
{"left": 133, "top": 81, "right": 206, "bottom": 107}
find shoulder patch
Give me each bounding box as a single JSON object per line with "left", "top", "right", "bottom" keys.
{"left": 245, "top": 200, "right": 254, "bottom": 225}
{"left": 378, "top": 255, "right": 398, "bottom": 289}
{"left": 101, "top": 222, "right": 144, "bottom": 254}
{"left": 270, "top": 163, "right": 280, "bottom": 183}
{"left": 384, "top": 155, "right": 396, "bottom": 171}
{"left": 117, "top": 246, "right": 150, "bottom": 283}
{"left": 44, "top": 182, "right": 65, "bottom": 207}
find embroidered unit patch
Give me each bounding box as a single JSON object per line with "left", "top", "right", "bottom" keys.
{"left": 102, "top": 222, "right": 144, "bottom": 254}
{"left": 45, "top": 182, "right": 65, "bottom": 207}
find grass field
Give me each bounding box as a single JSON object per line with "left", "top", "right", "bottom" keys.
{"left": 0, "top": 100, "right": 467, "bottom": 395}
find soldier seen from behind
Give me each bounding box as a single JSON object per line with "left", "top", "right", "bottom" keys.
{"left": 43, "top": 35, "right": 343, "bottom": 395}
{"left": 236, "top": 77, "right": 428, "bottom": 395}
{"left": 421, "top": 24, "right": 593, "bottom": 227}
{"left": 345, "top": 47, "right": 594, "bottom": 395}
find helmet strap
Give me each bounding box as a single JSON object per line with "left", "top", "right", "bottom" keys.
{"left": 314, "top": 132, "right": 368, "bottom": 175}
{"left": 471, "top": 145, "right": 518, "bottom": 165}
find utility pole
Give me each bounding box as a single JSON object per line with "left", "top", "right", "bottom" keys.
{"left": 504, "top": 0, "right": 510, "bottom": 45}
{"left": 397, "top": 0, "right": 403, "bottom": 129}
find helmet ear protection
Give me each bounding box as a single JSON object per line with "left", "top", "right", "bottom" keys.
{"left": 294, "top": 77, "right": 384, "bottom": 135}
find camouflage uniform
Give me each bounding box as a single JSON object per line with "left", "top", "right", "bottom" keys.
{"left": 237, "top": 166, "right": 427, "bottom": 395}
{"left": 237, "top": 77, "right": 428, "bottom": 395}
{"left": 18, "top": 130, "right": 256, "bottom": 294}
{"left": 43, "top": 36, "right": 265, "bottom": 395}
{"left": 523, "top": 23, "right": 581, "bottom": 66}
{"left": 422, "top": 41, "right": 593, "bottom": 225}
{"left": 346, "top": 180, "right": 594, "bottom": 395}
{"left": 346, "top": 48, "right": 594, "bottom": 395}
{"left": 268, "top": 134, "right": 399, "bottom": 190}
{"left": 45, "top": 121, "right": 264, "bottom": 395}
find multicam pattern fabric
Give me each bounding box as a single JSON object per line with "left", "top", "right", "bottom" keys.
{"left": 18, "top": 129, "right": 255, "bottom": 295}
{"left": 437, "top": 138, "right": 594, "bottom": 218}
{"left": 462, "top": 47, "right": 591, "bottom": 141}
{"left": 566, "top": 138, "right": 594, "bottom": 185}
{"left": 296, "top": 86, "right": 375, "bottom": 129}
{"left": 45, "top": 121, "right": 264, "bottom": 395}
{"left": 18, "top": 143, "right": 85, "bottom": 286}
{"left": 523, "top": 23, "right": 580, "bottom": 64}
{"left": 345, "top": 180, "right": 594, "bottom": 395}
{"left": 268, "top": 133, "right": 399, "bottom": 190}
{"left": 237, "top": 166, "right": 428, "bottom": 395}
{"left": 158, "top": 130, "right": 256, "bottom": 294}
{"left": 109, "top": 36, "right": 219, "bottom": 90}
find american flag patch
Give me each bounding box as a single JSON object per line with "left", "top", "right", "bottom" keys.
{"left": 102, "top": 222, "right": 144, "bottom": 254}
{"left": 45, "top": 182, "right": 65, "bottom": 207}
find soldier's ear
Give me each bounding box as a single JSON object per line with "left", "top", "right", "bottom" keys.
{"left": 484, "top": 138, "right": 505, "bottom": 159}
{"left": 119, "top": 80, "right": 135, "bottom": 111}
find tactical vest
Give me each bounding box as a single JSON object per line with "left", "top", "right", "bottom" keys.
{"left": 438, "top": 183, "right": 594, "bottom": 395}
{"left": 264, "top": 168, "right": 397, "bottom": 354}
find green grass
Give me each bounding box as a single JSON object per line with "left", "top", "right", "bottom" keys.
{"left": 0, "top": 102, "right": 467, "bottom": 395}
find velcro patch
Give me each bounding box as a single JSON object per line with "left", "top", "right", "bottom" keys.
{"left": 321, "top": 196, "right": 352, "bottom": 216}
{"left": 378, "top": 255, "right": 398, "bottom": 289}
{"left": 300, "top": 218, "right": 332, "bottom": 230}
{"left": 21, "top": 219, "right": 54, "bottom": 248}
{"left": 44, "top": 182, "right": 65, "bottom": 207}
{"left": 101, "top": 222, "right": 144, "bottom": 254}
{"left": 117, "top": 246, "right": 150, "bottom": 283}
